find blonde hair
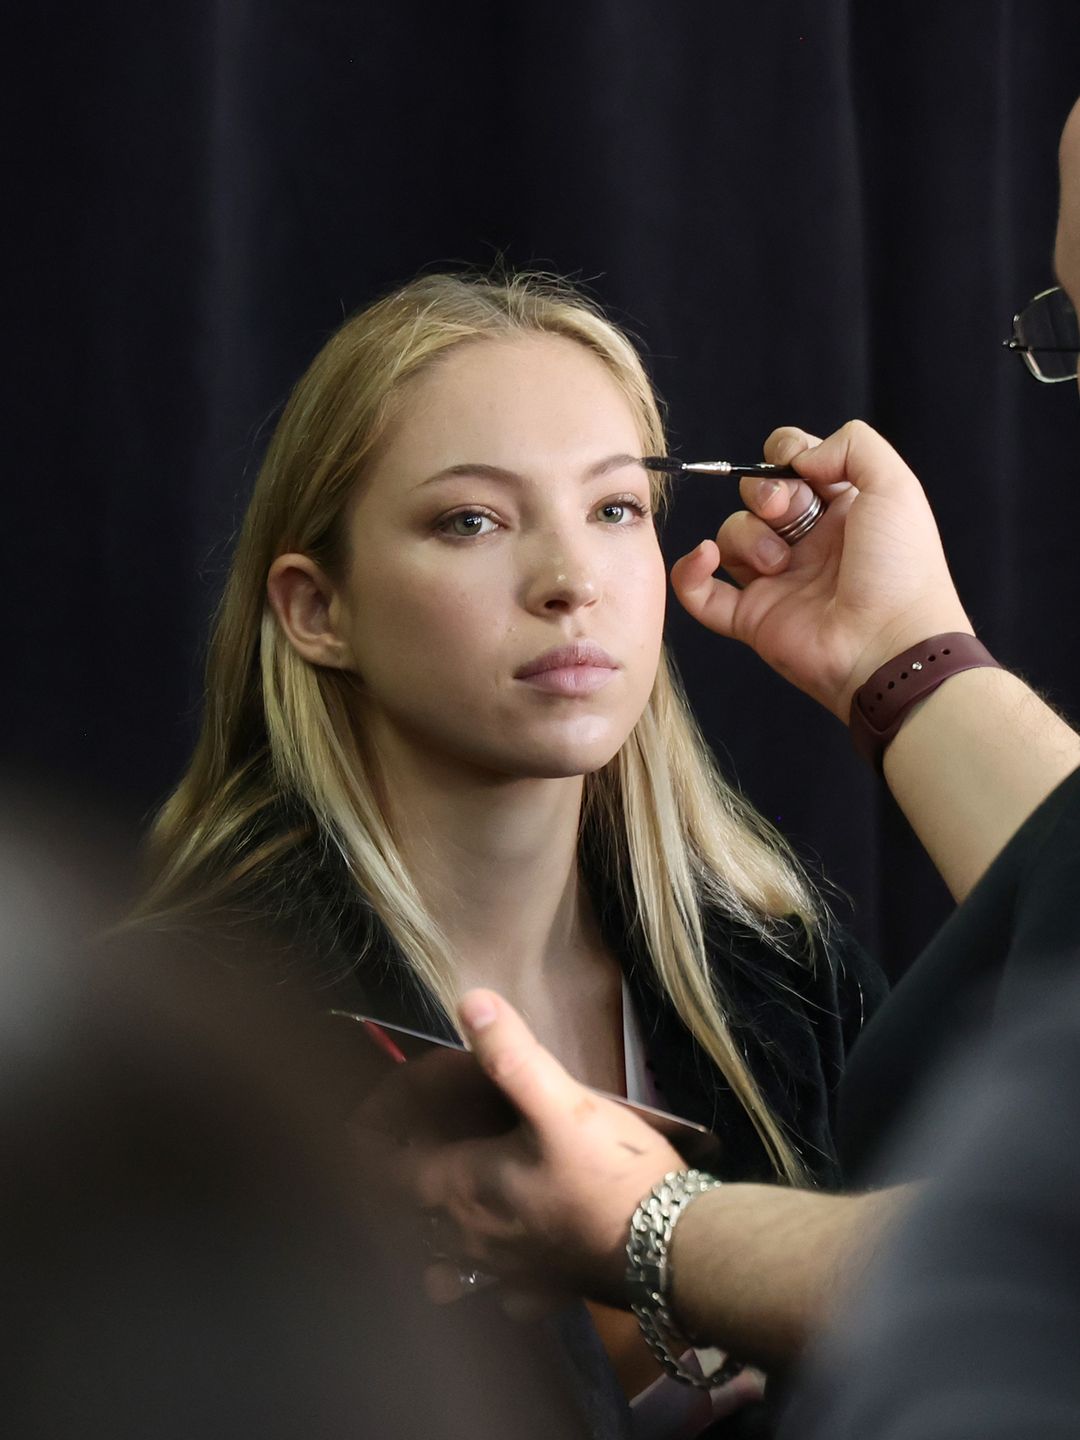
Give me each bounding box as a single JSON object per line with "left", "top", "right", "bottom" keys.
{"left": 138, "top": 272, "right": 822, "bottom": 1183}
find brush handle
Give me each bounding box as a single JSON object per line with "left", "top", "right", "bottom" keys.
{"left": 694, "top": 462, "right": 798, "bottom": 479}
{"left": 640, "top": 457, "right": 798, "bottom": 480}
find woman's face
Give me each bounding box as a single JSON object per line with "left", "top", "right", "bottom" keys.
{"left": 333, "top": 333, "right": 667, "bottom": 782}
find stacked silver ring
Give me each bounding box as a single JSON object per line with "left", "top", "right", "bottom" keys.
{"left": 774, "top": 491, "right": 824, "bottom": 544}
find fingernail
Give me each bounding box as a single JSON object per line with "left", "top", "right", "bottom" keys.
{"left": 757, "top": 534, "right": 787, "bottom": 567}
{"left": 754, "top": 478, "right": 783, "bottom": 505}
{"left": 460, "top": 993, "right": 497, "bottom": 1032}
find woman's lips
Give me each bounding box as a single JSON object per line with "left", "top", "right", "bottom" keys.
{"left": 514, "top": 641, "right": 619, "bottom": 696}
{"left": 518, "top": 665, "right": 617, "bottom": 695}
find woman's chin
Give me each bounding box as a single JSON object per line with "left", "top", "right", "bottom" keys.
{"left": 511, "top": 714, "right": 634, "bottom": 775}
{"left": 499, "top": 738, "right": 626, "bottom": 781}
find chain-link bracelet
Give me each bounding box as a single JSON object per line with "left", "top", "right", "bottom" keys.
{"left": 624, "top": 1169, "right": 745, "bottom": 1389}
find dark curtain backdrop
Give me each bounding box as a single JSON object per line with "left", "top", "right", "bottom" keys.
{"left": 12, "top": 1, "right": 1080, "bottom": 975}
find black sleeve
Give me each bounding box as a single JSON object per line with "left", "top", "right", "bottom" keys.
{"left": 838, "top": 766, "right": 1080, "bottom": 1183}
{"left": 782, "top": 966, "right": 1080, "bottom": 1440}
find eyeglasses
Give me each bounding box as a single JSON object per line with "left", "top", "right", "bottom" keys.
{"left": 1003, "top": 286, "right": 1080, "bottom": 382}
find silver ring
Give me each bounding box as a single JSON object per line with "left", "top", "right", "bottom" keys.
{"left": 457, "top": 1268, "right": 483, "bottom": 1292}
{"left": 773, "top": 491, "right": 824, "bottom": 544}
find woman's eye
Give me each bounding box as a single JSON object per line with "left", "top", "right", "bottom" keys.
{"left": 596, "top": 496, "right": 649, "bottom": 524}
{"left": 440, "top": 510, "right": 498, "bottom": 538}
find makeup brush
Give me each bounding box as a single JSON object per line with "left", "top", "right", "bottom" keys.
{"left": 640, "top": 456, "right": 798, "bottom": 480}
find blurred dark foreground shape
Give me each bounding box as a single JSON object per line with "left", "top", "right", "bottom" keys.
{"left": 0, "top": 782, "right": 593, "bottom": 1440}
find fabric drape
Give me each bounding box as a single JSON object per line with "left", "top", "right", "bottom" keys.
{"left": 11, "top": 0, "right": 1080, "bottom": 975}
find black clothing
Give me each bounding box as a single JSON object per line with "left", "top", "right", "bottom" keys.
{"left": 220, "top": 818, "right": 886, "bottom": 1439}
{"left": 624, "top": 915, "right": 882, "bottom": 1189}
{"left": 255, "top": 826, "right": 886, "bottom": 1188}
{"left": 784, "top": 858, "right": 1080, "bottom": 1440}
{"left": 774, "top": 765, "right": 1080, "bottom": 1440}
{"left": 838, "top": 763, "right": 1080, "bottom": 1182}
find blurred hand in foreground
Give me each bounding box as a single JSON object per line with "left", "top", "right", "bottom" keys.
{"left": 380, "top": 989, "right": 683, "bottom": 1308}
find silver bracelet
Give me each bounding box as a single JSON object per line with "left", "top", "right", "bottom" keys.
{"left": 624, "top": 1169, "right": 745, "bottom": 1390}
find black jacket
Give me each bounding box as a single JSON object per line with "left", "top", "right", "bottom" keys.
{"left": 216, "top": 822, "right": 886, "bottom": 1439}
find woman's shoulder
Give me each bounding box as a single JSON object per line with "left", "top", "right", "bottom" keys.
{"left": 714, "top": 912, "right": 887, "bottom": 1184}
{"left": 618, "top": 898, "right": 886, "bottom": 1186}
{"left": 238, "top": 813, "right": 455, "bottom": 1031}
{"left": 140, "top": 803, "right": 386, "bottom": 998}
{"left": 702, "top": 903, "right": 887, "bottom": 1047}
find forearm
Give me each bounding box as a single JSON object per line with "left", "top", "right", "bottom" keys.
{"left": 881, "top": 668, "right": 1080, "bottom": 901}
{"left": 667, "top": 1183, "right": 910, "bottom": 1369}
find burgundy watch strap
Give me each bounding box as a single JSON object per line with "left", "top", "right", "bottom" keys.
{"left": 849, "top": 632, "right": 1002, "bottom": 771}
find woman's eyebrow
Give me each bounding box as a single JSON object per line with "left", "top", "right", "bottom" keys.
{"left": 416, "top": 453, "right": 643, "bottom": 488}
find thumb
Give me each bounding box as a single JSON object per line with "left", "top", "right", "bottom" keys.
{"left": 458, "top": 989, "right": 582, "bottom": 1133}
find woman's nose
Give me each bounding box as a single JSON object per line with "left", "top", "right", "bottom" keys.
{"left": 523, "top": 543, "right": 599, "bottom": 615}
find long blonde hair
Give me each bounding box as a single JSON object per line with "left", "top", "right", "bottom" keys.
{"left": 139, "top": 272, "right": 822, "bottom": 1183}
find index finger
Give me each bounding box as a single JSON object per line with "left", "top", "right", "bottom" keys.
{"left": 783, "top": 419, "right": 923, "bottom": 500}
{"left": 763, "top": 425, "right": 823, "bottom": 467}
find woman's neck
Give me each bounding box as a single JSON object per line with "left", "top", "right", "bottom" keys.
{"left": 374, "top": 730, "right": 601, "bottom": 999}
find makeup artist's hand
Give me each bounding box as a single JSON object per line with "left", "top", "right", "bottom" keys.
{"left": 391, "top": 989, "right": 682, "bottom": 1309}
{"left": 670, "top": 420, "right": 972, "bottom": 722}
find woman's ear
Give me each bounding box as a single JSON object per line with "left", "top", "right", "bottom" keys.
{"left": 266, "top": 554, "right": 352, "bottom": 670}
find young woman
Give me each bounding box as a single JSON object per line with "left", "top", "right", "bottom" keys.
{"left": 135, "top": 272, "right": 884, "bottom": 1434}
